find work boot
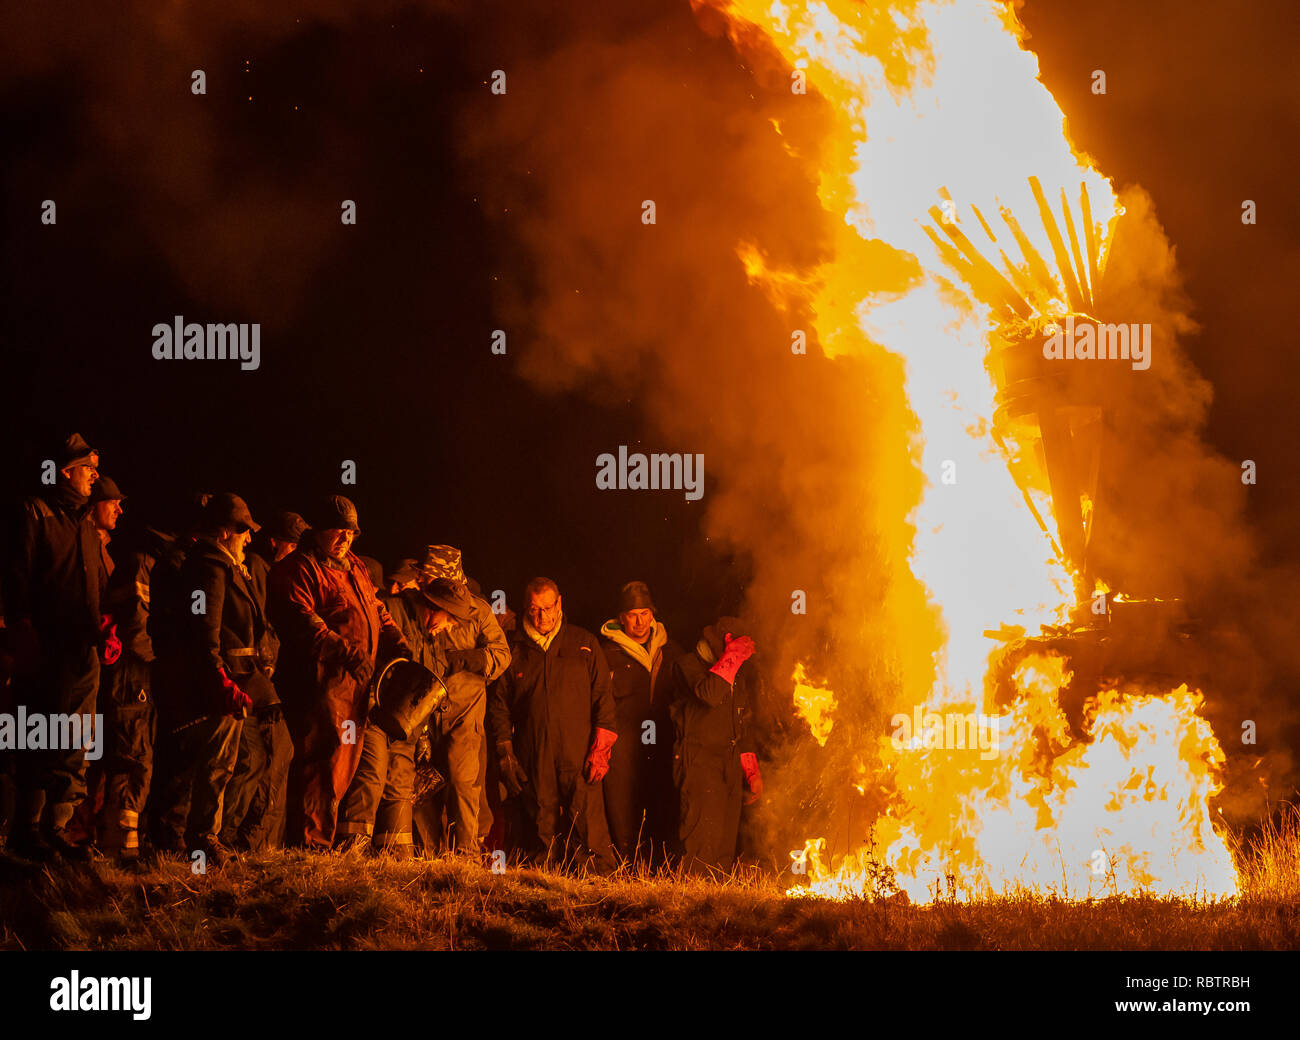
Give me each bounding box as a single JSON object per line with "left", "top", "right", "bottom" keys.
{"left": 334, "top": 833, "right": 371, "bottom": 856}
{"left": 195, "top": 837, "right": 233, "bottom": 871}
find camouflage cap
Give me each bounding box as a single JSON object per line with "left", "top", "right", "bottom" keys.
{"left": 419, "top": 544, "right": 466, "bottom": 585}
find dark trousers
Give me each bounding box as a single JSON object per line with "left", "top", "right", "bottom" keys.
{"left": 221, "top": 708, "right": 293, "bottom": 851}
{"left": 339, "top": 723, "right": 415, "bottom": 850}
{"left": 153, "top": 714, "right": 242, "bottom": 849}
{"left": 414, "top": 704, "right": 485, "bottom": 854}
{"left": 520, "top": 752, "right": 615, "bottom": 870}
{"left": 97, "top": 659, "right": 156, "bottom": 851}
{"left": 674, "top": 744, "right": 743, "bottom": 872}
{"left": 13, "top": 643, "right": 99, "bottom": 834}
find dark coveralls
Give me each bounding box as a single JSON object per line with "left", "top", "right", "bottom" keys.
{"left": 2, "top": 486, "right": 104, "bottom": 839}
{"left": 598, "top": 626, "right": 682, "bottom": 861}
{"left": 487, "top": 621, "right": 615, "bottom": 867}
{"left": 268, "top": 547, "right": 407, "bottom": 849}
{"left": 154, "top": 540, "right": 274, "bottom": 849}
{"left": 222, "top": 548, "right": 293, "bottom": 850}
{"left": 669, "top": 649, "right": 755, "bottom": 871}
{"left": 93, "top": 535, "right": 165, "bottom": 853}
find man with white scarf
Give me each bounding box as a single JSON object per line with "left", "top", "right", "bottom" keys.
{"left": 597, "top": 581, "right": 683, "bottom": 864}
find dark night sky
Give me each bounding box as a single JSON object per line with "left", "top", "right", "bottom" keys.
{"left": 1, "top": 0, "right": 1295, "bottom": 641}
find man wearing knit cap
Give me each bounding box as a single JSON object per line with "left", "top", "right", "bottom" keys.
{"left": 668, "top": 616, "right": 763, "bottom": 872}
{"left": 488, "top": 577, "right": 617, "bottom": 869}
{"left": 598, "top": 581, "right": 683, "bottom": 863}
{"left": 405, "top": 545, "right": 510, "bottom": 854}
{"left": 267, "top": 495, "right": 413, "bottom": 850}
{"left": 1, "top": 433, "right": 110, "bottom": 860}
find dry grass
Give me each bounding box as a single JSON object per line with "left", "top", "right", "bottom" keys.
{"left": 2, "top": 807, "right": 1297, "bottom": 951}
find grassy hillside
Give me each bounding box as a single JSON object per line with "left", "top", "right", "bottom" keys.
{"left": 1, "top": 805, "right": 1295, "bottom": 951}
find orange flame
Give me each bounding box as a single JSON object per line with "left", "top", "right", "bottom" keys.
{"left": 698, "top": 0, "right": 1238, "bottom": 901}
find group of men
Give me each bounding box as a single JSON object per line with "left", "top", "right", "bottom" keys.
{"left": 0, "top": 434, "right": 763, "bottom": 873}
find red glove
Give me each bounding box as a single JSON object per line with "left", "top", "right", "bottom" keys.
{"left": 740, "top": 751, "right": 763, "bottom": 805}
{"left": 584, "top": 727, "right": 618, "bottom": 784}
{"left": 709, "top": 633, "right": 755, "bottom": 685}
{"left": 99, "top": 614, "right": 122, "bottom": 666}
{"left": 218, "top": 665, "right": 253, "bottom": 718}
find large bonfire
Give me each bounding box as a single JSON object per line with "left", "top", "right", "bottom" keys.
{"left": 697, "top": 0, "right": 1238, "bottom": 902}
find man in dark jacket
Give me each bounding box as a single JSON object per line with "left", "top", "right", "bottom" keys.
{"left": 669, "top": 617, "right": 764, "bottom": 872}
{"left": 152, "top": 493, "right": 265, "bottom": 867}
{"left": 268, "top": 495, "right": 412, "bottom": 850}
{"left": 2, "top": 433, "right": 110, "bottom": 860}
{"left": 597, "top": 580, "right": 683, "bottom": 863}
{"left": 487, "top": 577, "right": 616, "bottom": 869}
{"left": 406, "top": 546, "right": 510, "bottom": 855}
{"left": 220, "top": 510, "right": 302, "bottom": 851}
{"left": 94, "top": 522, "right": 169, "bottom": 859}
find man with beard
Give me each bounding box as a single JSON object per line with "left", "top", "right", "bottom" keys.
{"left": 268, "top": 495, "right": 412, "bottom": 850}
{"left": 669, "top": 617, "right": 763, "bottom": 872}
{"left": 152, "top": 493, "right": 265, "bottom": 867}
{"left": 488, "top": 577, "right": 616, "bottom": 869}
{"left": 598, "top": 581, "right": 683, "bottom": 863}
{"left": 1, "top": 433, "right": 112, "bottom": 860}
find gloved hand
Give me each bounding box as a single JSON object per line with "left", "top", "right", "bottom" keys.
{"left": 99, "top": 614, "right": 122, "bottom": 666}
{"left": 218, "top": 666, "right": 253, "bottom": 718}
{"left": 345, "top": 645, "right": 374, "bottom": 690}
{"left": 497, "top": 740, "right": 528, "bottom": 798}
{"left": 709, "top": 633, "right": 755, "bottom": 685}
{"left": 740, "top": 751, "right": 763, "bottom": 805}
{"left": 583, "top": 727, "right": 618, "bottom": 784}
{"left": 443, "top": 648, "right": 487, "bottom": 676}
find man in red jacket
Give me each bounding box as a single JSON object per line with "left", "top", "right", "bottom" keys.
{"left": 268, "top": 495, "right": 412, "bottom": 850}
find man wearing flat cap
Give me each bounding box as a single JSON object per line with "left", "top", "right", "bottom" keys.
{"left": 669, "top": 616, "right": 763, "bottom": 872}
{"left": 1, "top": 433, "right": 110, "bottom": 860}
{"left": 268, "top": 495, "right": 413, "bottom": 850}
{"left": 152, "top": 493, "right": 269, "bottom": 867}
{"left": 598, "top": 580, "right": 684, "bottom": 863}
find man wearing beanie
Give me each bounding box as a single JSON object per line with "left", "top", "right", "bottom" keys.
{"left": 267, "top": 495, "right": 412, "bottom": 850}
{"left": 598, "top": 580, "right": 683, "bottom": 863}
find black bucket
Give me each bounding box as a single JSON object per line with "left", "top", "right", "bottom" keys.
{"left": 371, "top": 658, "right": 448, "bottom": 742}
